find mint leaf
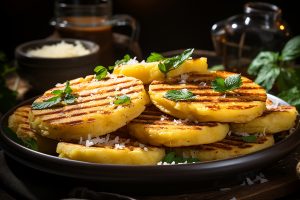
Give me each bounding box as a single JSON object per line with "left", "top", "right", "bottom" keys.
{"left": 164, "top": 89, "right": 195, "bottom": 101}
{"left": 32, "top": 80, "right": 77, "bottom": 110}
{"left": 64, "top": 94, "right": 76, "bottom": 104}
{"left": 254, "top": 63, "right": 280, "bottom": 91}
{"left": 212, "top": 74, "right": 242, "bottom": 93}
{"left": 158, "top": 48, "right": 194, "bottom": 74}
{"left": 209, "top": 65, "right": 225, "bottom": 71}
{"left": 64, "top": 81, "right": 73, "bottom": 94}
{"left": 94, "top": 66, "right": 108, "bottom": 80}
{"left": 4, "top": 127, "right": 38, "bottom": 151}
{"left": 278, "top": 86, "right": 300, "bottom": 110}
{"left": 211, "top": 77, "right": 226, "bottom": 92}
{"left": 248, "top": 52, "right": 279, "bottom": 76}
{"left": 242, "top": 135, "right": 257, "bottom": 142}
{"left": 114, "top": 95, "right": 131, "bottom": 105}
{"left": 281, "top": 36, "right": 300, "bottom": 61}
{"left": 32, "top": 96, "right": 62, "bottom": 110}
{"left": 51, "top": 90, "right": 63, "bottom": 95}
{"left": 162, "top": 152, "right": 199, "bottom": 164}
{"left": 146, "top": 52, "right": 165, "bottom": 62}
{"left": 115, "top": 54, "right": 131, "bottom": 66}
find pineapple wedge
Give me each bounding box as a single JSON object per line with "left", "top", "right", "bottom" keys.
{"left": 149, "top": 71, "right": 267, "bottom": 123}
{"left": 29, "top": 75, "right": 149, "bottom": 141}
{"left": 57, "top": 133, "right": 165, "bottom": 165}
{"left": 231, "top": 105, "right": 298, "bottom": 134}
{"left": 113, "top": 58, "right": 208, "bottom": 84}
{"left": 174, "top": 135, "right": 274, "bottom": 161}
{"left": 127, "top": 106, "right": 229, "bottom": 147}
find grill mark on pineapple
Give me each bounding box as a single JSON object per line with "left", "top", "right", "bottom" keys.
{"left": 60, "top": 118, "right": 96, "bottom": 126}
{"left": 14, "top": 113, "right": 28, "bottom": 120}
{"left": 44, "top": 110, "right": 111, "bottom": 123}
{"left": 34, "top": 93, "right": 141, "bottom": 117}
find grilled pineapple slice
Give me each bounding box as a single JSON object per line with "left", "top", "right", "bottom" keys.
{"left": 8, "top": 105, "right": 57, "bottom": 154}
{"left": 174, "top": 135, "right": 274, "bottom": 161}
{"left": 57, "top": 133, "right": 165, "bottom": 165}
{"left": 113, "top": 58, "right": 208, "bottom": 84}
{"left": 29, "top": 75, "right": 149, "bottom": 141}
{"left": 149, "top": 71, "right": 267, "bottom": 123}
{"left": 127, "top": 106, "right": 229, "bottom": 147}
{"left": 231, "top": 105, "right": 298, "bottom": 134}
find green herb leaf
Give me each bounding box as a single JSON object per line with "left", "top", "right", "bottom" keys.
{"left": 146, "top": 52, "right": 165, "bottom": 62}
{"left": 242, "top": 135, "right": 257, "bottom": 142}
{"left": 248, "top": 52, "right": 279, "bottom": 76}
{"left": 278, "top": 86, "right": 300, "bottom": 110}
{"left": 212, "top": 74, "right": 242, "bottom": 93}
{"left": 4, "top": 127, "right": 38, "bottom": 151}
{"left": 254, "top": 63, "right": 280, "bottom": 91}
{"left": 64, "top": 93, "right": 77, "bottom": 105}
{"left": 164, "top": 89, "right": 195, "bottom": 101}
{"left": 115, "top": 54, "right": 131, "bottom": 66}
{"left": 32, "top": 80, "right": 77, "bottom": 110}
{"left": 281, "top": 36, "right": 300, "bottom": 61}
{"left": 209, "top": 64, "right": 225, "bottom": 71}
{"left": 114, "top": 95, "right": 131, "bottom": 105}
{"left": 162, "top": 152, "right": 199, "bottom": 164}
{"left": 158, "top": 48, "right": 194, "bottom": 74}
{"left": 158, "top": 63, "right": 167, "bottom": 73}
{"left": 94, "top": 66, "right": 108, "bottom": 80}
{"left": 51, "top": 90, "right": 63, "bottom": 95}
{"left": 32, "top": 96, "right": 62, "bottom": 110}
{"left": 64, "top": 81, "right": 73, "bottom": 94}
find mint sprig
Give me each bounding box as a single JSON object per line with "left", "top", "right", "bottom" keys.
{"left": 32, "top": 81, "right": 77, "bottom": 110}
{"left": 94, "top": 66, "right": 108, "bottom": 80}
{"left": 109, "top": 54, "right": 132, "bottom": 71}
{"left": 146, "top": 49, "right": 194, "bottom": 74}
{"left": 211, "top": 74, "right": 242, "bottom": 93}
{"left": 162, "top": 152, "right": 199, "bottom": 164}
{"left": 164, "top": 89, "right": 195, "bottom": 101}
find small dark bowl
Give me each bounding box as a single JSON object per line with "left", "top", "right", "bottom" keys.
{"left": 15, "top": 39, "right": 100, "bottom": 92}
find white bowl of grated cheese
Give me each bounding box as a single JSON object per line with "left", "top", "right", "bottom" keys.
{"left": 15, "top": 39, "right": 100, "bottom": 92}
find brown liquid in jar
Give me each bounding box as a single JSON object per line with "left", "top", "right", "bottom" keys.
{"left": 56, "top": 16, "right": 114, "bottom": 66}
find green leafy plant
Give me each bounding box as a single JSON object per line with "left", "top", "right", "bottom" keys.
{"left": 32, "top": 81, "right": 77, "bottom": 109}
{"left": 248, "top": 35, "right": 300, "bottom": 109}
{"left": 0, "top": 51, "right": 17, "bottom": 114}
{"left": 146, "top": 49, "right": 194, "bottom": 74}
{"left": 164, "top": 89, "right": 195, "bottom": 101}
{"left": 211, "top": 74, "right": 242, "bottom": 93}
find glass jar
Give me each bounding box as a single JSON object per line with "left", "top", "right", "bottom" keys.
{"left": 211, "top": 2, "right": 290, "bottom": 74}
{"left": 50, "top": 0, "right": 139, "bottom": 66}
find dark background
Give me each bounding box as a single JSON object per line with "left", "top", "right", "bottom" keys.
{"left": 0, "top": 0, "right": 299, "bottom": 59}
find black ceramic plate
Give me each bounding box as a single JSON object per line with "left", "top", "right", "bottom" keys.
{"left": 0, "top": 95, "right": 299, "bottom": 184}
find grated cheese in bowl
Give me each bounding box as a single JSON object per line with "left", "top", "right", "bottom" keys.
{"left": 26, "top": 41, "right": 91, "bottom": 58}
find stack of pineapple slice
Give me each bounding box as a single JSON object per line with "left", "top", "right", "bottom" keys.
{"left": 8, "top": 50, "right": 298, "bottom": 165}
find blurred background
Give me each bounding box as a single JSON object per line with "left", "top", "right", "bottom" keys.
{"left": 0, "top": 0, "right": 299, "bottom": 59}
